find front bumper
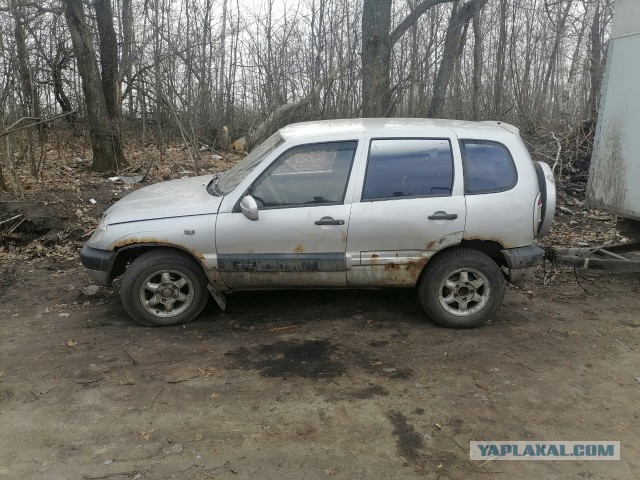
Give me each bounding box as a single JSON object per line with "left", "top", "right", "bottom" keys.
{"left": 501, "top": 245, "right": 545, "bottom": 283}
{"left": 80, "top": 244, "right": 116, "bottom": 286}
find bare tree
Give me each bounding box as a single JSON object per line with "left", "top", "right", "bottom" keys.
{"left": 493, "top": 0, "right": 508, "bottom": 118}
{"left": 362, "top": 0, "right": 453, "bottom": 117}
{"left": 0, "top": 0, "right": 616, "bottom": 189}
{"left": 428, "top": 0, "right": 488, "bottom": 118}
{"left": 9, "top": 0, "right": 42, "bottom": 176}
{"left": 471, "top": 0, "right": 482, "bottom": 120}
{"left": 62, "top": 0, "right": 125, "bottom": 171}
{"left": 361, "top": 0, "right": 392, "bottom": 117}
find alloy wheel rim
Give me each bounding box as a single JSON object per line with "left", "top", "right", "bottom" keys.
{"left": 138, "top": 269, "right": 194, "bottom": 317}
{"left": 438, "top": 268, "right": 490, "bottom": 317}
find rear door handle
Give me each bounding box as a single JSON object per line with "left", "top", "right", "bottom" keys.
{"left": 428, "top": 211, "right": 458, "bottom": 221}
{"left": 315, "top": 216, "right": 345, "bottom": 226}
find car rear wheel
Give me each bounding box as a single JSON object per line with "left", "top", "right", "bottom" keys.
{"left": 121, "top": 250, "right": 209, "bottom": 327}
{"left": 418, "top": 248, "right": 505, "bottom": 328}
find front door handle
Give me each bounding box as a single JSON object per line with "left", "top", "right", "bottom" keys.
{"left": 428, "top": 211, "right": 458, "bottom": 221}
{"left": 315, "top": 216, "right": 345, "bottom": 226}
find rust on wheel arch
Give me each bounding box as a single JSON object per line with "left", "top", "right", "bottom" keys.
{"left": 113, "top": 237, "right": 207, "bottom": 264}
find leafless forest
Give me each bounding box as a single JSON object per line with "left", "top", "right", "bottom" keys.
{"left": 0, "top": 0, "right": 613, "bottom": 190}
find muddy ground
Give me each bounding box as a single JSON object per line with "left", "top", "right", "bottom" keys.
{"left": 1, "top": 148, "right": 639, "bottom": 479}
{"left": 1, "top": 254, "right": 639, "bottom": 479}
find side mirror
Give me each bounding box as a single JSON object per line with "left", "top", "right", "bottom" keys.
{"left": 240, "top": 195, "right": 259, "bottom": 221}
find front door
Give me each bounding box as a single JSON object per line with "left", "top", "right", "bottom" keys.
{"left": 216, "top": 140, "right": 359, "bottom": 288}
{"left": 346, "top": 137, "right": 466, "bottom": 286}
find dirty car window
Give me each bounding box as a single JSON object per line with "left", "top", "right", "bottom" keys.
{"left": 362, "top": 139, "right": 453, "bottom": 200}
{"left": 462, "top": 140, "right": 517, "bottom": 194}
{"left": 215, "top": 132, "right": 284, "bottom": 195}
{"left": 252, "top": 141, "right": 357, "bottom": 208}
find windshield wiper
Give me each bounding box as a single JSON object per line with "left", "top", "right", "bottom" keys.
{"left": 207, "top": 172, "right": 224, "bottom": 196}
{"left": 213, "top": 171, "right": 226, "bottom": 195}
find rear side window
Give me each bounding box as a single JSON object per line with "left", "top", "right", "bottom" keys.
{"left": 362, "top": 139, "right": 453, "bottom": 200}
{"left": 461, "top": 140, "right": 517, "bottom": 194}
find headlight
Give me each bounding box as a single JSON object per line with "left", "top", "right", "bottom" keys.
{"left": 89, "top": 215, "right": 108, "bottom": 244}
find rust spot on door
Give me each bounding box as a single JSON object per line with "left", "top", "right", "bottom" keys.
{"left": 294, "top": 245, "right": 304, "bottom": 253}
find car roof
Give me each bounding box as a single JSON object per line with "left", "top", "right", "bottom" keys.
{"left": 279, "top": 118, "right": 519, "bottom": 140}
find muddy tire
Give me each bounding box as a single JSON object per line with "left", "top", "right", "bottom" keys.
{"left": 418, "top": 248, "right": 505, "bottom": 328}
{"left": 120, "top": 250, "right": 209, "bottom": 327}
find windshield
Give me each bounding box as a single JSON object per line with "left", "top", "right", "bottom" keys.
{"left": 216, "top": 132, "right": 284, "bottom": 195}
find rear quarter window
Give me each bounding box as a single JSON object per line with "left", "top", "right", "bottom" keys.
{"left": 461, "top": 140, "right": 517, "bottom": 194}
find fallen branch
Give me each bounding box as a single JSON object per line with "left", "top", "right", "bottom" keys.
{"left": 4, "top": 217, "right": 25, "bottom": 236}
{"left": 165, "top": 374, "right": 199, "bottom": 384}
{"left": 31, "top": 386, "right": 57, "bottom": 400}
{"left": 443, "top": 433, "right": 465, "bottom": 452}
{"left": 0, "top": 111, "right": 78, "bottom": 138}
{"left": 247, "top": 63, "right": 351, "bottom": 149}
{"left": 140, "top": 157, "right": 156, "bottom": 182}
{"left": 615, "top": 338, "right": 633, "bottom": 351}
{"left": 72, "top": 376, "right": 104, "bottom": 385}
{"left": 211, "top": 148, "right": 235, "bottom": 163}
{"left": 82, "top": 471, "right": 141, "bottom": 480}
{"left": 0, "top": 214, "right": 22, "bottom": 227}
{"left": 259, "top": 325, "right": 298, "bottom": 334}
{"left": 150, "top": 385, "right": 165, "bottom": 407}
{"left": 117, "top": 163, "right": 142, "bottom": 175}
{"left": 126, "top": 350, "right": 143, "bottom": 372}
{"left": 50, "top": 165, "right": 93, "bottom": 184}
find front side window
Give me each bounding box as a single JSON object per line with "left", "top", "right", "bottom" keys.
{"left": 461, "top": 140, "right": 517, "bottom": 194}
{"left": 251, "top": 141, "right": 357, "bottom": 208}
{"left": 362, "top": 139, "right": 453, "bottom": 200}
{"left": 215, "top": 132, "right": 284, "bottom": 195}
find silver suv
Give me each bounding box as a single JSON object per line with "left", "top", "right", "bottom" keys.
{"left": 81, "top": 119, "right": 556, "bottom": 328}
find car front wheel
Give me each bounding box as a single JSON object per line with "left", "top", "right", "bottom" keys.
{"left": 418, "top": 248, "right": 505, "bottom": 328}
{"left": 121, "top": 250, "right": 209, "bottom": 327}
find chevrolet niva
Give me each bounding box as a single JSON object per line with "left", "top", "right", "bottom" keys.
{"left": 81, "top": 119, "right": 556, "bottom": 328}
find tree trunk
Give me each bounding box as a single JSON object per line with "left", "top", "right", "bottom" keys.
{"left": 93, "top": 0, "right": 120, "bottom": 118}
{"left": 247, "top": 66, "right": 344, "bottom": 149}
{"left": 540, "top": 1, "right": 572, "bottom": 104}
{"left": 428, "top": 0, "right": 487, "bottom": 118}
{"left": 471, "top": 0, "right": 482, "bottom": 120}
{"left": 10, "top": 0, "right": 40, "bottom": 176}
{"left": 0, "top": 164, "right": 6, "bottom": 192}
{"left": 361, "top": 0, "right": 392, "bottom": 117}
{"left": 52, "top": 42, "right": 75, "bottom": 120}
{"left": 588, "top": 4, "right": 604, "bottom": 119}
{"left": 361, "top": 0, "right": 455, "bottom": 117}
{"left": 493, "top": 0, "right": 508, "bottom": 118}
{"left": 63, "top": 0, "right": 125, "bottom": 171}
{"left": 217, "top": 0, "right": 228, "bottom": 124}
{"left": 120, "top": 0, "right": 135, "bottom": 112}
{"left": 566, "top": 0, "right": 594, "bottom": 103}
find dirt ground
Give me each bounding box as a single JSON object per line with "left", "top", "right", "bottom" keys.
{"left": 1, "top": 253, "right": 639, "bottom": 479}
{"left": 1, "top": 146, "right": 639, "bottom": 479}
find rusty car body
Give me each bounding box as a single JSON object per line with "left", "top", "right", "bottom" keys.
{"left": 81, "top": 118, "right": 555, "bottom": 328}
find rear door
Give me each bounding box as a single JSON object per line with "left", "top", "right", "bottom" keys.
{"left": 346, "top": 136, "right": 466, "bottom": 286}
